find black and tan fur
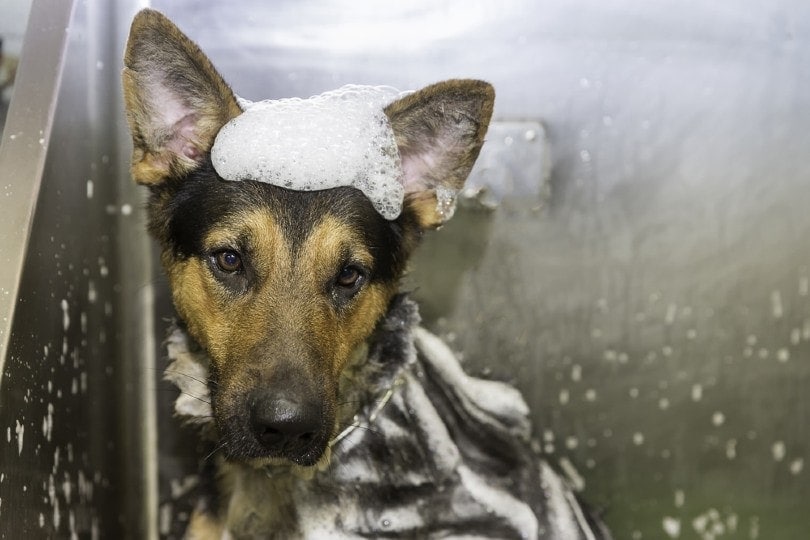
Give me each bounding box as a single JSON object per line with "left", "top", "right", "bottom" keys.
{"left": 124, "top": 9, "right": 608, "bottom": 539}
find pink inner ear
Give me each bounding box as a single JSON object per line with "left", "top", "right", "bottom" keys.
{"left": 400, "top": 151, "right": 438, "bottom": 194}
{"left": 165, "top": 113, "right": 201, "bottom": 161}
{"left": 400, "top": 131, "right": 464, "bottom": 194}
{"left": 147, "top": 79, "right": 202, "bottom": 161}
{"left": 183, "top": 145, "right": 201, "bottom": 160}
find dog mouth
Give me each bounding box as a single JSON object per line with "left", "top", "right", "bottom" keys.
{"left": 229, "top": 439, "right": 329, "bottom": 468}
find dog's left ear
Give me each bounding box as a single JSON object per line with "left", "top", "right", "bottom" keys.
{"left": 122, "top": 9, "right": 242, "bottom": 185}
{"left": 385, "top": 80, "right": 494, "bottom": 229}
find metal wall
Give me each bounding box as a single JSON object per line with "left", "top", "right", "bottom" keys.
{"left": 1, "top": 0, "right": 808, "bottom": 538}
{"left": 0, "top": 0, "right": 156, "bottom": 538}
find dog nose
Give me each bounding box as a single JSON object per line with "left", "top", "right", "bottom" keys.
{"left": 249, "top": 391, "right": 321, "bottom": 451}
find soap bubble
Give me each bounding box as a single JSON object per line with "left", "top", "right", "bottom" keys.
{"left": 212, "top": 85, "right": 406, "bottom": 220}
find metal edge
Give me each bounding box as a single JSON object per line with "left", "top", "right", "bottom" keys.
{"left": 111, "top": 0, "right": 159, "bottom": 537}
{"left": 0, "top": 0, "right": 77, "bottom": 377}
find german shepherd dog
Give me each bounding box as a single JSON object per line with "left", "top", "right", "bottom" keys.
{"left": 124, "top": 9, "right": 609, "bottom": 539}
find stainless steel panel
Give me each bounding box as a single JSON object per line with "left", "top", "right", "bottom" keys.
{"left": 0, "top": 0, "right": 157, "bottom": 538}
{"left": 3, "top": 0, "right": 806, "bottom": 537}
{"left": 153, "top": 1, "right": 810, "bottom": 538}
{"left": 0, "top": 0, "right": 71, "bottom": 368}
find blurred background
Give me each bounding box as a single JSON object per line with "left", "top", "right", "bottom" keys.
{"left": 1, "top": 0, "right": 809, "bottom": 538}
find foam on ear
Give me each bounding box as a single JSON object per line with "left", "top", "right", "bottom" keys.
{"left": 384, "top": 80, "right": 495, "bottom": 229}
{"left": 211, "top": 86, "right": 407, "bottom": 220}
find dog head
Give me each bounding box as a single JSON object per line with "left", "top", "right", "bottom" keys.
{"left": 123, "top": 9, "right": 493, "bottom": 467}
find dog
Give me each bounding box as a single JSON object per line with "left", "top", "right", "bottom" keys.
{"left": 123, "top": 9, "right": 610, "bottom": 539}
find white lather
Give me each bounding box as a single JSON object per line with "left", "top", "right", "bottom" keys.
{"left": 211, "top": 86, "right": 407, "bottom": 220}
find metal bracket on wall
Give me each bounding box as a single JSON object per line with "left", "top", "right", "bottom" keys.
{"left": 462, "top": 121, "right": 550, "bottom": 209}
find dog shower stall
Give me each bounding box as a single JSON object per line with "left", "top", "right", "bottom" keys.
{"left": 2, "top": 0, "right": 810, "bottom": 538}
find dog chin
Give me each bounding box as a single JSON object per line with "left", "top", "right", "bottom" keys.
{"left": 224, "top": 438, "right": 332, "bottom": 470}
{"left": 244, "top": 446, "right": 333, "bottom": 475}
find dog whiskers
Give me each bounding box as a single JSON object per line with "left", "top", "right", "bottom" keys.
{"left": 179, "top": 391, "right": 211, "bottom": 405}
{"left": 164, "top": 368, "right": 218, "bottom": 387}
{"left": 201, "top": 441, "right": 228, "bottom": 463}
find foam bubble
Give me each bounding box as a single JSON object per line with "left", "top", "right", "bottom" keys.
{"left": 212, "top": 85, "right": 406, "bottom": 220}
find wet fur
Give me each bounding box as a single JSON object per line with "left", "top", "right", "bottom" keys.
{"left": 151, "top": 163, "right": 413, "bottom": 467}
{"left": 124, "top": 9, "right": 495, "bottom": 536}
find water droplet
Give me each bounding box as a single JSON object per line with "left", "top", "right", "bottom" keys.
{"left": 771, "top": 290, "right": 784, "bottom": 318}
{"left": 662, "top": 516, "right": 681, "bottom": 538}
{"left": 726, "top": 439, "right": 737, "bottom": 459}
{"left": 61, "top": 300, "right": 70, "bottom": 331}
{"left": 434, "top": 186, "right": 457, "bottom": 221}
{"left": 772, "top": 441, "right": 786, "bottom": 462}
{"left": 15, "top": 420, "right": 24, "bottom": 455}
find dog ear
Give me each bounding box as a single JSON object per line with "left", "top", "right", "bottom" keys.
{"left": 385, "top": 80, "right": 494, "bottom": 229}
{"left": 122, "top": 9, "right": 241, "bottom": 185}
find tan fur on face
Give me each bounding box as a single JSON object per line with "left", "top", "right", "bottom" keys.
{"left": 297, "top": 216, "right": 393, "bottom": 375}
{"left": 163, "top": 209, "right": 397, "bottom": 438}
{"left": 164, "top": 211, "right": 289, "bottom": 366}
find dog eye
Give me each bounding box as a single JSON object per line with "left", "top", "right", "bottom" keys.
{"left": 335, "top": 265, "right": 364, "bottom": 289}
{"left": 214, "top": 250, "right": 243, "bottom": 273}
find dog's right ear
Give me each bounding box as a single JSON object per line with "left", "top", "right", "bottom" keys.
{"left": 385, "top": 80, "right": 494, "bottom": 230}
{"left": 122, "top": 9, "right": 241, "bottom": 185}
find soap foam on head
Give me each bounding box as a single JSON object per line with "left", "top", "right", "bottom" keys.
{"left": 211, "top": 85, "right": 406, "bottom": 220}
